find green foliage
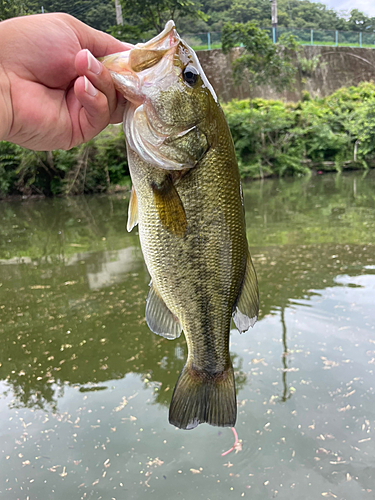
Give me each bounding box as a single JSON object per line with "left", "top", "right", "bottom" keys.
{"left": 222, "top": 82, "right": 375, "bottom": 179}
{"left": 298, "top": 54, "right": 323, "bottom": 76}
{"left": 41, "top": 0, "right": 116, "bottom": 32}
{"left": 222, "top": 22, "right": 299, "bottom": 95}
{"left": 0, "top": 0, "right": 21, "bottom": 19}
{"left": 0, "top": 125, "right": 129, "bottom": 198}
{"left": 2, "top": 84, "right": 375, "bottom": 196}
{"left": 0, "top": 142, "right": 19, "bottom": 194}
{"left": 114, "top": 0, "right": 207, "bottom": 41}
{"left": 199, "top": 0, "right": 352, "bottom": 33}
{"left": 0, "top": 0, "right": 38, "bottom": 20}
{"left": 3, "top": 0, "right": 375, "bottom": 40}
{"left": 347, "top": 8, "right": 375, "bottom": 32}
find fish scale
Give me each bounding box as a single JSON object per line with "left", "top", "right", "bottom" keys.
{"left": 101, "top": 20, "right": 259, "bottom": 429}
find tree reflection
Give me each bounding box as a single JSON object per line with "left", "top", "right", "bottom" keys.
{"left": 1, "top": 172, "right": 375, "bottom": 411}
{"left": 280, "top": 305, "right": 292, "bottom": 403}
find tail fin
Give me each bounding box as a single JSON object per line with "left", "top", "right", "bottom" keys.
{"left": 169, "top": 362, "right": 236, "bottom": 430}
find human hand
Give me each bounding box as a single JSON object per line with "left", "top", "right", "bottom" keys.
{"left": 0, "top": 13, "right": 133, "bottom": 151}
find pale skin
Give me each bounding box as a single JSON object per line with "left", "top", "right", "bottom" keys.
{"left": 0, "top": 13, "right": 133, "bottom": 151}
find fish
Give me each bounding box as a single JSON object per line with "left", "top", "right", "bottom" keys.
{"left": 101, "top": 21, "right": 259, "bottom": 430}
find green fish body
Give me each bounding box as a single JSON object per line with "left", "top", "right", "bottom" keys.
{"left": 101, "top": 21, "right": 259, "bottom": 430}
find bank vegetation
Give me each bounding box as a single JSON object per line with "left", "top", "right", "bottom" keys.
{"left": 1, "top": 82, "right": 375, "bottom": 198}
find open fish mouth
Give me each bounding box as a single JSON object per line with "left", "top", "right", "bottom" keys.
{"left": 100, "top": 21, "right": 180, "bottom": 106}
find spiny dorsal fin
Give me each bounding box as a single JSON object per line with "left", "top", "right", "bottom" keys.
{"left": 127, "top": 186, "right": 138, "bottom": 232}
{"left": 151, "top": 176, "right": 187, "bottom": 237}
{"left": 145, "top": 282, "right": 182, "bottom": 340}
{"left": 233, "top": 251, "right": 259, "bottom": 333}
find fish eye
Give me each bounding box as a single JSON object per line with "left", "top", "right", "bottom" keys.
{"left": 182, "top": 65, "right": 199, "bottom": 86}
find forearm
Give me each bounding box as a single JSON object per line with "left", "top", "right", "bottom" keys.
{"left": 0, "top": 67, "right": 12, "bottom": 143}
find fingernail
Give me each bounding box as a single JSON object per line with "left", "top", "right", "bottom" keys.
{"left": 84, "top": 76, "right": 97, "bottom": 97}
{"left": 86, "top": 50, "right": 102, "bottom": 75}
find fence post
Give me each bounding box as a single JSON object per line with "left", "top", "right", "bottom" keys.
{"left": 360, "top": 32, "right": 362, "bottom": 48}
{"left": 311, "top": 29, "right": 313, "bottom": 46}
{"left": 272, "top": 26, "right": 276, "bottom": 44}
{"left": 207, "top": 32, "right": 211, "bottom": 50}
{"left": 335, "top": 31, "right": 338, "bottom": 46}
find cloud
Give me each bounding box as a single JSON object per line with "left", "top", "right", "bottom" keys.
{"left": 322, "top": 0, "right": 375, "bottom": 17}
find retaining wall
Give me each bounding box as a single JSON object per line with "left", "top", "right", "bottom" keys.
{"left": 197, "top": 46, "right": 375, "bottom": 102}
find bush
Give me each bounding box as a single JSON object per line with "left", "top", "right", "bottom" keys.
{"left": 1, "top": 83, "right": 375, "bottom": 196}
{"left": 0, "top": 125, "right": 129, "bottom": 198}
{"left": 222, "top": 81, "right": 375, "bottom": 178}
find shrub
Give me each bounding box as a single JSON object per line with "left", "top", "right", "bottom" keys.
{"left": 222, "top": 82, "right": 375, "bottom": 178}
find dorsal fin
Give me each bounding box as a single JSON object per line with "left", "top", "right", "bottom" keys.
{"left": 145, "top": 282, "right": 182, "bottom": 340}
{"left": 127, "top": 186, "right": 138, "bottom": 232}
{"left": 233, "top": 251, "right": 259, "bottom": 332}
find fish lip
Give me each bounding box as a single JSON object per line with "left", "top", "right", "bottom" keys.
{"left": 136, "top": 20, "right": 178, "bottom": 51}
{"left": 101, "top": 21, "right": 180, "bottom": 105}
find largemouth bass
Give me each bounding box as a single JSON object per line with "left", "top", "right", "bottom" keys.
{"left": 101, "top": 21, "right": 259, "bottom": 430}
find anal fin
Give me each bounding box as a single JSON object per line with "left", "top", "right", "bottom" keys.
{"left": 233, "top": 251, "right": 259, "bottom": 332}
{"left": 127, "top": 186, "right": 138, "bottom": 232}
{"left": 145, "top": 282, "right": 182, "bottom": 340}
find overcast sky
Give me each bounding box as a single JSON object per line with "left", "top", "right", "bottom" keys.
{"left": 321, "top": 0, "right": 375, "bottom": 17}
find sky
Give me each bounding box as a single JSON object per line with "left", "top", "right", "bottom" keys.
{"left": 321, "top": 0, "right": 375, "bottom": 17}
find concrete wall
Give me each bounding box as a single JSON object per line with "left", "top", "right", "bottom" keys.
{"left": 197, "top": 46, "right": 375, "bottom": 102}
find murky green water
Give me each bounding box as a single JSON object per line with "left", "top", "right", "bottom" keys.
{"left": 1, "top": 171, "right": 375, "bottom": 500}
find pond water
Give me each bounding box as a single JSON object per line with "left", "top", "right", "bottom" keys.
{"left": 0, "top": 171, "right": 375, "bottom": 500}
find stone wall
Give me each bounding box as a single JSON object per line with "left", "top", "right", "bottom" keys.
{"left": 197, "top": 46, "right": 375, "bottom": 102}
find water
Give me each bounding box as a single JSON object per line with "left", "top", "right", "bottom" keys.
{"left": 0, "top": 172, "right": 374, "bottom": 499}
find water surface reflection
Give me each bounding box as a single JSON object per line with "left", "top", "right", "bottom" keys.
{"left": 1, "top": 172, "right": 375, "bottom": 499}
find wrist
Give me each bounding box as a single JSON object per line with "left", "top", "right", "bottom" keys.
{"left": 0, "top": 69, "right": 12, "bottom": 142}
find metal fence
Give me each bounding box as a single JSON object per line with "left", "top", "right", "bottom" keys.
{"left": 181, "top": 27, "right": 375, "bottom": 51}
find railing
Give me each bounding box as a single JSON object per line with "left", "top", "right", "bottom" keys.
{"left": 181, "top": 28, "right": 375, "bottom": 51}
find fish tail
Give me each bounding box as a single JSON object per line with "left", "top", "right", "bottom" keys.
{"left": 169, "top": 362, "right": 236, "bottom": 430}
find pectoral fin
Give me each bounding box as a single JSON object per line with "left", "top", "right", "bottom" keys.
{"left": 233, "top": 251, "right": 259, "bottom": 332}
{"left": 145, "top": 282, "right": 182, "bottom": 340}
{"left": 151, "top": 176, "right": 187, "bottom": 237}
{"left": 127, "top": 186, "right": 138, "bottom": 232}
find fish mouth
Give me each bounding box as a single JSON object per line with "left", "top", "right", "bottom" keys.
{"left": 100, "top": 20, "right": 180, "bottom": 105}
{"left": 137, "top": 20, "right": 178, "bottom": 52}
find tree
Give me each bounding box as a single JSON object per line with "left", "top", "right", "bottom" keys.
{"left": 40, "top": 0, "right": 116, "bottom": 32}
{"left": 196, "top": 0, "right": 352, "bottom": 33}
{"left": 277, "top": 0, "right": 347, "bottom": 30}
{"left": 347, "top": 9, "right": 375, "bottom": 32}
{"left": 111, "top": 0, "right": 207, "bottom": 42}
{"left": 0, "top": 0, "right": 38, "bottom": 21}
{"left": 222, "top": 21, "right": 300, "bottom": 99}
{"left": 227, "top": 0, "right": 271, "bottom": 26}
{"left": 0, "top": 0, "right": 20, "bottom": 20}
